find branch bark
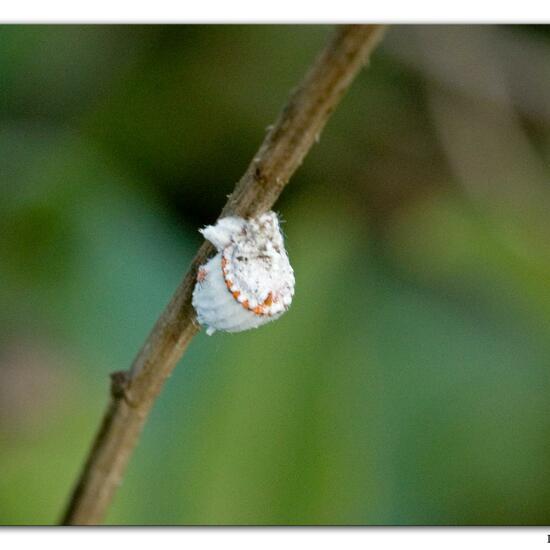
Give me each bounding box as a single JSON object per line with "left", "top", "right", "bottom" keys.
{"left": 61, "top": 24, "right": 386, "bottom": 525}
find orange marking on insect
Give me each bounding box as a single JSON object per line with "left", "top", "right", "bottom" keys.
{"left": 222, "top": 269, "right": 272, "bottom": 315}
{"left": 197, "top": 268, "right": 207, "bottom": 282}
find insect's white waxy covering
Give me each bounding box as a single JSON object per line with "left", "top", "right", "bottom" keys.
{"left": 192, "top": 211, "right": 295, "bottom": 335}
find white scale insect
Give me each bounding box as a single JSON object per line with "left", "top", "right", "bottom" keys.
{"left": 192, "top": 211, "right": 295, "bottom": 335}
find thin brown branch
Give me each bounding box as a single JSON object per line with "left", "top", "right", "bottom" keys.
{"left": 60, "top": 24, "right": 387, "bottom": 525}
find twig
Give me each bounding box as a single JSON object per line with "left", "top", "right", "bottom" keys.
{"left": 61, "top": 24, "right": 386, "bottom": 525}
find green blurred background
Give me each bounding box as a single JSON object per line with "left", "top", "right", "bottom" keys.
{"left": 2, "top": 24, "right": 550, "bottom": 525}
